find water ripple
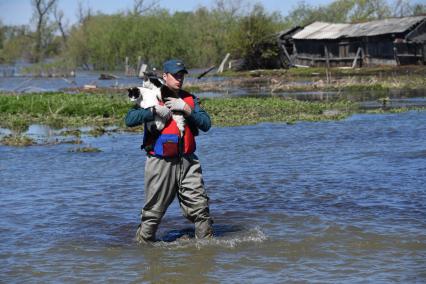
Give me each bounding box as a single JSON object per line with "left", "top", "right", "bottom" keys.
{"left": 1, "top": 111, "right": 426, "bottom": 282}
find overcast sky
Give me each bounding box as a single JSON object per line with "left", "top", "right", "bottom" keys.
{"left": 0, "top": 0, "right": 337, "bottom": 26}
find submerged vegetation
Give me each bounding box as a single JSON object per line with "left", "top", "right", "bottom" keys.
{"left": 202, "top": 97, "right": 355, "bottom": 126}
{"left": 0, "top": 92, "right": 357, "bottom": 132}
{"left": 1, "top": 73, "right": 425, "bottom": 146}
{"left": 0, "top": 134, "right": 35, "bottom": 147}
{"left": 0, "top": 89, "right": 424, "bottom": 147}
{"left": 0, "top": 92, "right": 130, "bottom": 130}
{"left": 222, "top": 65, "right": 426, "bottom": 78}
{"left": 183, "top": 66, "right": 426, "bottom": 95}
{"left": 68, "top": 146, "right": 102, "bottom": 153}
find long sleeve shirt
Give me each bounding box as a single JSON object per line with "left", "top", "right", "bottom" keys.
{"left": 124, "top": 95, "right": 211, "bottom": 134}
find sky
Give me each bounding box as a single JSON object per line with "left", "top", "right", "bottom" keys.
{"left": 0, "top": 0, "right": 336, "bottom": 26}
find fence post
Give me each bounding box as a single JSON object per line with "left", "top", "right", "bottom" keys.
{"left": 218, "top": 53, "right": 230, "bottom": 73}
{"left": 125, "top": 56, "right": 129, "bottom": 76}
{"left": 351, "top": 47, "right": 362, "bottom": 68}
{"left": 324, "top": 45, "right": 331, "bottom": 84}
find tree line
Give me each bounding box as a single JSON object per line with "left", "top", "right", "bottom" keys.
{"left": 0, "top": 0, "right": 424, "bottom": 71}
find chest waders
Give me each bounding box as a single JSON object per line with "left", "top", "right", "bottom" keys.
{"left": 136, "top": 129, "right": 213, "bottom": 243}
{"left": 177, "top": 135, "right": 184, "bottom": 191}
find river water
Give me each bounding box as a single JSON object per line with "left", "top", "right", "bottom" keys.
{"left": 1, "top": 110, "right": 425, "bottom": 283}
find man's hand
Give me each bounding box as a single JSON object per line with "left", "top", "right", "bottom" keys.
{"left": 164, "top": 97, "right": 192, "bottom": 116}
{"left": 154, "top": 105, "right": 172, "bottom": 121}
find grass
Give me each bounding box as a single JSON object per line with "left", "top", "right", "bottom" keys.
{"left": 202, "top": 97, "right": 356, "bottom": 126}
{"left": 208, "top": 66, "right": 426, "bottom": 93}
{"left": 0, "top": 92, "right": 358, "bottom": 132}
{"left": 2, "top": 67, "right": 423, "bottom": 147}
{"left": 0, "top": 89, "right": 424, "bottom": 147}
{"left": 68, "top": 146, "right": 102, "bottom": 153}
{"left": 0, "top": 92, "right": 130, "bottom": 130}
{"left": 0, "top": 134, "right": 34, "bottom": 147}
{"left": 221, "top": 65, "right": 426, "bottom": 78}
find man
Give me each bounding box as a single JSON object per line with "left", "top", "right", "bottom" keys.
{"left": 125, "top": 59, "right": 213, "bottom": 242}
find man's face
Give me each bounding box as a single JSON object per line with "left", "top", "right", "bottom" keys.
{"left": 163, "top": 71, "right": 185, "bottom": 91}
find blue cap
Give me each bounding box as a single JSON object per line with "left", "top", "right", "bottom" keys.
{"left": 163, "top": 59, "right": 188, "bottom": 74}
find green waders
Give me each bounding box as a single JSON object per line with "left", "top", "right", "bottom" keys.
{"left": 136, "top": 154, "right": 213, "bottom": 242}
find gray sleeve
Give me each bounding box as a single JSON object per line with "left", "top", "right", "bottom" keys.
{"left": 124, "top": 106, "right": 155, "bottom": 127}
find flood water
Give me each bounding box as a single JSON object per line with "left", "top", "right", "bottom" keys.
{"left": 0, "top": 70, "right": 220, "bottom": 93}
{"left": 1, "top": 110, "right": 425, "bottom": 282}
{"left": 0, "top": 71, "right": 148, "bottom": 93}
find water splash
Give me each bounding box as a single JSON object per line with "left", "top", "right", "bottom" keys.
{"left": 153, "top": 226, "right": 267, "bottom": 250}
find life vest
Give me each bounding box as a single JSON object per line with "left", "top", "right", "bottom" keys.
{"left": 142, "top": 91, "right": 196, "bottom": 157}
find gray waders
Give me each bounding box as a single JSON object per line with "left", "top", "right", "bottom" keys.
{"left": 136, "top": 154, "right": 213, "bottom": 242}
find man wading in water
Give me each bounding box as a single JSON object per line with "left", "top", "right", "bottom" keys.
{"left": 125, "top": 59, "right": 213, "bottom": 242}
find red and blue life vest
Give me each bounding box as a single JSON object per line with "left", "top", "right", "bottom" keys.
{"left": 143, "top": 91, "right": 196, "bottom": 157}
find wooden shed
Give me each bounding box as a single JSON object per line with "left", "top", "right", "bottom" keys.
{"left": 278, "top": 16, "right": 426, "bottom": 67}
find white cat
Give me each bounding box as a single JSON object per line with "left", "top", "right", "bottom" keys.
{"left": 127, "top": 80, "right": 185, "bottom": 135}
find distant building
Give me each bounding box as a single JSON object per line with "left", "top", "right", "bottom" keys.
{"left": 278, "top": 16, "right": 426, "bottom": 67}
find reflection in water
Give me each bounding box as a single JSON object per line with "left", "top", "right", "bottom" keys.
{"left": 0, "top": 111, "right": 425, "bottom": 282}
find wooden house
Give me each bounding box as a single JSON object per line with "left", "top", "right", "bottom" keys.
{"left": 278, "top": 16, "right": 426, "bottom": 67}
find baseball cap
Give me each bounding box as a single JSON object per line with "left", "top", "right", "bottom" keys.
{"left": 163, "top": 59, "right": 188, "bottom": 74}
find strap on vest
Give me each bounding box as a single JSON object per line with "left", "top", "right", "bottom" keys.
{"left": 141, "top": 122, "right": 160, "bottom": 152}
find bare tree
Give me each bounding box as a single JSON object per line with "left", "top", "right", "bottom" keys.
{"left": 76, "top": 1, "right": 92, "bottom": 25}
{"left": 32, "top": 0, "right": 57, "bottom": 62}
{"left": 53, "top": 5, "right": 67, "bottom": 46}
{"left": 212, "top": 0, "right": 248, "bottom": 17}
{"left": 391, "top": 0, "right": 425, "bottom": 17}
{"left": 132, "top": 0, "right": 160, "bottom": 15}
{"left": 348, "top": 0, "right": 391, "bottom": 21}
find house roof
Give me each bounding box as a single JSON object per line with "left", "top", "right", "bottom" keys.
{"left": 277, "top": 26, "right": 302, "bottom": 39}
{"left": 409, "top": 33, "right": 426, "bottom": 42}
{"left": 292, "top": 22, "right": 351, "bottom": 39}
{"left": 292, "top": 16, "right": 426, "bottom": 40}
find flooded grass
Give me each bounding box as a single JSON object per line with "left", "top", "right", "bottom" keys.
{"left": 0, "top": 88, "right": 424, "bottom": 147}
{"left": 201, "top": 66, "right": 426, "bottom": 94}
{"left": 186, "top": 75, "right": 425, "bottom": 94}
{"left": 0, "top": 92, "right": 129, "bottom": 117}
{"left": 0, "top": 134, "right": 34, "bottom": 147}
{"left": 365, "top": 106, "right": 426, "bottom": 115}
{"left": 222, "top": 65, "right": 426, "bottom": 78}
{"left": 60, "top": 129, "right": 83, "bottom": 137}
{"left": 0, "top": 92, "right": 359, "bottom": 131}
{"left": 202, "top": 97, "right": 356, "bottom": 126}
{"left": 0, "top": 92, "right": 129, "bottom": 130}
{"left": 88, "top": 127, "right": 107, "bottom": 137}
{"left": 68, "top": 146, "right": 102, "bottom": 153}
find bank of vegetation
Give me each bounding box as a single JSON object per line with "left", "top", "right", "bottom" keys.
{"left": 2, "top": 91, "right": 425, "bottom": 146}
{"left": 0, "top": 92, "right": 356, "bottom": 131}
{"left": 0, "top": 93, "right": 129, "bottom": 132}
{"left": 186, "top": 65, "right": 426, "bottom": 93}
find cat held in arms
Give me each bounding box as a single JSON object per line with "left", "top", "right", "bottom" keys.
{"left": 127, "top": 74, "right": 185, "bottom": 135}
